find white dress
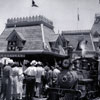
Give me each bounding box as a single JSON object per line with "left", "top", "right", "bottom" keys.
{"left": 17, "top": 67, "right": 24, "bottom": 99}
{"left": 12, "top": 67, "right": 19, "bottom": 99}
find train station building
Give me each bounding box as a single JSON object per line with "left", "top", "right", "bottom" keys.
{"left": 0, "top": 16, "right": 69, "bottom": 64}
{"left": 0, "top": 14, "right": 99, "bottom": 62}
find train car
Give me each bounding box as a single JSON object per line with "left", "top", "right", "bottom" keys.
{"left": 47, "top": 57, "right": 99, "bottom": 100}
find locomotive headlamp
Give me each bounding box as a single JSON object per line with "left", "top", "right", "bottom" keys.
{"left": 62, "top": 75, "right": 67, "bottom": 82}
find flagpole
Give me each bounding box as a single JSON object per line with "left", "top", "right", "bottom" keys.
{"left": 77, "top": 8, "right": 79, "bottom": 30}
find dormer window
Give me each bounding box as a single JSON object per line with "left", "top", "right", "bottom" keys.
{"left": 6, "top": 30, "right": 26, "bottom": 51}
{"left": 7, "top": 41, "right": 16, "bottom": 51}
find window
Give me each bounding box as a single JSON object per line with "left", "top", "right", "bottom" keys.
{"left": 7, "top": 41, "right": 16, "bottom": 51}
{"left": 7, "top": 40, "right": 24, "bottom": 51}
{"left": 6, "top": 30, "right": 26, "bottom": 51}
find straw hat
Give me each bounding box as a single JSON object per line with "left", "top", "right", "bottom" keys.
{"left": 30, "top": 60, "right": 37, "bottom": 66}
{"left": 37, "top": 61, "right": 43, "bottom": 66}
{"left": 8, "top": 59, "right": 14, "bottom": 64}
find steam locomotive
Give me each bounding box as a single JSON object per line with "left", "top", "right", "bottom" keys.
{"left": 47, "top": 56, "right": 99, "bottom": 100}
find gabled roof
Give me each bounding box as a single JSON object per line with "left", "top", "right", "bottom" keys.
{"left": 62, "top": 30, "right": 91, "bottom": 35}
{"left": 62, "top": 30, "right": 94, "bottom": 51}
{"left": 0, "top": 17, "right": 56, "bottom": 52}
{"left": 6, "top": 29, "right": 26, "bottom": 41}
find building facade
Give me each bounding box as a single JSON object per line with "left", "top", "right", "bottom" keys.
{"left": 61, "top": 30, "right": 96, "bottom": 58}
{"left": 0, "top": 15, "right": 68, "bottom": 64}
{"left": 0, "top": 14, "right": 100, "bottom": 61}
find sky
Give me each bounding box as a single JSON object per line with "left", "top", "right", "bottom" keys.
{"left": 0, "top": 0, "right": 100, "bottom": 33}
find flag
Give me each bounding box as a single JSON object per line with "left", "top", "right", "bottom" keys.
{"left": 32, "top": 0, "right": 38, "bottom": 7}
{"left": 77, "top": 8, "right": 80, "bottom": 21}
{"left": 77, "top": 13, "right": 80, "bottom": 21}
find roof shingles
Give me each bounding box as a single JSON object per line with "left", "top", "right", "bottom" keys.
{"left": 62, "top": 30, "right": 94, "bottom": 51}
{"left": 0, "top": 25, "right": 43, "bottom": 51}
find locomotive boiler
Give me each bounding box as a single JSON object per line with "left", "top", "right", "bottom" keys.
{"left": 57, "top": 59, "right": 78, "bottom": 89}
{"left": 47, "top": 57, "right": 99, "bottom": 100}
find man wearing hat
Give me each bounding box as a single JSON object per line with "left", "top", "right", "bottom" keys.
{"left": 24, "top": 60, "right": 37, "bottom": 100}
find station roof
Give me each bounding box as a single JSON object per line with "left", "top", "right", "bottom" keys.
{"left": 62, "top": 30, "right": 95, "bottom": 51}
{"left": 0, "top": 15, "right": 56, "bottom": 52}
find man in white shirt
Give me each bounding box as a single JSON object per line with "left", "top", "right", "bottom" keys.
{"left": 24, "top": 60, "right": 37, "bottom": 76}
{"left": 24, "top": 60, "right": 37, "bottom": 100}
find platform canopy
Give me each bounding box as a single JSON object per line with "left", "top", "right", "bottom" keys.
{"left": 0, "top": 50, "right": 69, "bottom": 65}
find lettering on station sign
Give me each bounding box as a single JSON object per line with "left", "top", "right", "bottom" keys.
{"left": 0, "top": 54, "right": 25, "bottom": 58}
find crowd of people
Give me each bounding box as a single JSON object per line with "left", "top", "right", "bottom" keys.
{"left": 0, "top": 59, "right": 62, "bottom": 100}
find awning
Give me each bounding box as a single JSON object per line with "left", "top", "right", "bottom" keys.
{"left": 0, "top": 50, "right": 68, "bottom": 58}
